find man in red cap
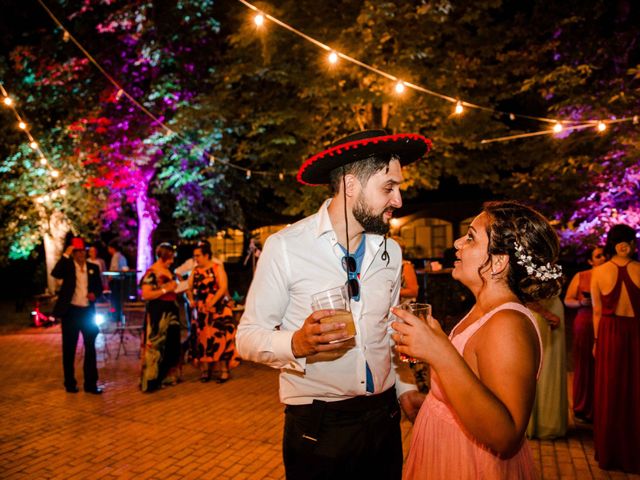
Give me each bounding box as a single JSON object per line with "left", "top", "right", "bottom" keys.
{"left": 52, "top": 237, "right": 104, "bottom": 394}
{"left": 238, "top": 130, "right": 431, "bottom": 479}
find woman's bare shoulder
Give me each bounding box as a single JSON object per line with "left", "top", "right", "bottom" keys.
{"left": 480, "top": 308, "right": 539, "bottom": 347}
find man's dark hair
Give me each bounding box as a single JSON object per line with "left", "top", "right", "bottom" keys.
{"left": 328, "top": 154, "right": 398, "bottom": 195}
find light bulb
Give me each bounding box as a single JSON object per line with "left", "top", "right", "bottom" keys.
{"left": 279, "top": 172, "right": 284, "bottom": 181}
{"left": 246, "top": 170, "right": 252, "bottom": 180}
{"left": 395, "top": 81, "right": 405, "bottom": 94}
{"left": 18, "top": 121, "right": 27, "bottom": 130}
{"left": 60, "top": 188, "right": 67, "bottom": 196}
{"left": 597, "top": 121, "right": 606, "bottom": 132}
{"left": 30, "top": 141, "right": 38, "bottom": 149}
{"left": 454, "top": 101, "right": 464, "bottom": 115}
{"left": 553, "top": 122, "right": 563, "bottom": 133}
{"left": 51, "top": 170, "right": 60, "bottom": 178}
{"left": 254, "top": 14, "right": 264, "bottom": 26}
{"left": 36, "top": 197, "right": 44, "bottom": 204}
{"left": 328, "top": 52, "right": 338, "bottom": 64}
{"left": 40, "top": 157, "right": 47, "bottom": 166}
{"left": 3, "top": 97, "right": 13, "bottom": 106}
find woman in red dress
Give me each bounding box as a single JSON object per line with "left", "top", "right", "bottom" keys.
{"left": 591, "top": 224, "right": 640, "bottom": 473}
{"left": 564, "top": 245, "right": 605, "bottom": 422}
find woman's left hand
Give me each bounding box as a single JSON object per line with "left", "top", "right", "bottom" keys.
{"left": 390, "top": 307, "right": 451, "bottom": 367}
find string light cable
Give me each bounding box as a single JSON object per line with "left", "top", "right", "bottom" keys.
{"left": 236, "top": 0, "right": 638, "bottom": 143}
{"left": 1, "top": 82, "right": 61, "bottom": 180}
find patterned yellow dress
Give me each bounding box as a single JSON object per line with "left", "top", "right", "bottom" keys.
{"left": 188, "top": 264, "right": 239, "bottom": 374}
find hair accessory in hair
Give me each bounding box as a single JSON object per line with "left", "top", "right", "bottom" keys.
{"left": 514, "top": 241, "right": 563, "bottom": 280}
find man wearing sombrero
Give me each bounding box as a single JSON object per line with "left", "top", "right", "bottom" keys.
{"left": 237, "top": 129, "right": 431, "bottom": 479}
{"left": 52, "top": 237, "right": 104, "bottom": 394}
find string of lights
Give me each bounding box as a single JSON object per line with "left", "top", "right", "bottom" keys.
{"left": 36, "top": 0, "right": 287, "bottom": 179}
{"left": 19, "top": 0, "right": 638, "bottom": 203}
{"left": 237, "top": 0, "right": 639, "bottom": 143}
{"left": 1, "top": 82, "right": 63, "bottom": 187}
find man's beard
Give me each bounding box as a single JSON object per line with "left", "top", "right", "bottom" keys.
{"left": 352, "top": 196, "right": 392, "bottom": 235}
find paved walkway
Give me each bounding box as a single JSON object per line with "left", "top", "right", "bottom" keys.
{"left": 0, "top": 327, "right": 638, "bottom": 479}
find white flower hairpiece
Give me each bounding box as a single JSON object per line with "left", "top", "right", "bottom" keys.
{"left": 513, "top": 241, "right": 563, "bottom": 281}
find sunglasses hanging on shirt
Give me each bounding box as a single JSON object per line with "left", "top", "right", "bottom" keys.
{"left": 342, "top": 255, "right": 360, "bottom": 301}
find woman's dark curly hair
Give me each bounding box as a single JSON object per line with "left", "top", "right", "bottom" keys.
{"left": 194, "top": 240, "right": 212, "bottom": 258}
{"left": 603, "top": 224, "right": 637, "bottom": 259}
{"left": 481, "top": 201, "right": 563, "bottom": 303}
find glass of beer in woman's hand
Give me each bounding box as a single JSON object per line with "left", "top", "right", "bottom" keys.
{"left": 396, "top": 302, "right": 431, "bottom": 363}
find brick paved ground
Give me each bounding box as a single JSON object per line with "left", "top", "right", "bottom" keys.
{"left": 0, "top": 326, "right": 638, "bottom": 479}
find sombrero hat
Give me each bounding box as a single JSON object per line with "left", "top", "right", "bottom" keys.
{"left": 297, "top": 129, "right": 432, "bottom": 186}
{"left": 71, "top": 237, "right": 86, "bottom": 250}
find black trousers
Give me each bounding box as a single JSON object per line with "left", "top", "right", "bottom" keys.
{"left": 62, "top": 305, "right": 99, "bottom": 390}
{"left": 283, "top": 387, "right": 403, "bottom": 480}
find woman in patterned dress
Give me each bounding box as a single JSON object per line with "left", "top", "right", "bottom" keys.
{"left": 187, "top": 241, "right": 239, "bottom": 383}
{"left": 140, "top": 243, "right": 182, "bottom": 392}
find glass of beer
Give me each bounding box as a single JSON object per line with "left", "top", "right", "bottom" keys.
{"left": 311, "top": 285, "right": 356, "bottom": 342}
{"left": 396, "top": 302, "right": 431, "bottom": 363}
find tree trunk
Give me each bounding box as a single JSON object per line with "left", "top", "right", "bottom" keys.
{"left": 42, "top": 210, "right": 70, "bottom": 295}
{"left": 135, "top": 170, "right": 159, "bottom": 283}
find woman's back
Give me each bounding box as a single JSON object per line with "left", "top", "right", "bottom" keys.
{"left": 593, "top": 260, "right": 640, "bottom": 318}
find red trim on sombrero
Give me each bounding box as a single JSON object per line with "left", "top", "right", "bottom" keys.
{"left": 297, "top": 133, "right": 432, "bottom": 186}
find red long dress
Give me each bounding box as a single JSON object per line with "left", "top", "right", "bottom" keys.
{"left": 572, "top": 270, "right": 595, "bottom": 421}
{"left": 594, "top": 262, "right": 640, "bottom": 473}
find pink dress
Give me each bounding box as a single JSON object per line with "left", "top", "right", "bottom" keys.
{"left": 404, "top": 302, "right": 542, "bottom": 480}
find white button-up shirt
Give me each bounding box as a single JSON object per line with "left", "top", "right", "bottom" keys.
{"left": 71, "top": 261, "right": 90, "bottom": 307}
{"left": 237, "top": 200, "right": 417, "bottom": 405}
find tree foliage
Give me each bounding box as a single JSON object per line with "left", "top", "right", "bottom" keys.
{"left": 2, "top": 0, "right": 639, "bottom": 267}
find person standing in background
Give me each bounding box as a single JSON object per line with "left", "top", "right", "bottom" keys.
{"left": 88, "top": 245, "right": 108, "bottom": 290}
{"left": 564, "top": 245, "right": 605, "bottom": 422}
{"left": 108, "top": 240, "right": 129, "bottom": 272}
{"left": 107, "top": 240, "right": 129, "bottom": 323}
{"left": 526, "top": 295, "right": 567, "bottom": 439}
{"left": 187, "top": 241, "right": 238, "bottom": 383}
{"left": 392, "top": 236, "right": 419, "bottom": 303}
{"left": 139, "top": 243, "right": 181, "bottom": 392}
{"left": 591, "top": 224, "right": 640, "bottom": 473}
{"left": 52, "top": 238, "right": 104, "bottom": 394}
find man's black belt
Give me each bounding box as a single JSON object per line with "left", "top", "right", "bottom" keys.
{"left": 287, "top": 386, "right": 397, "bottom": 414}
{"left": 286, "top": 387, "right": 398, "bottom": 445}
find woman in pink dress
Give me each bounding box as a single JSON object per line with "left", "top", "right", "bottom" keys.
{"left": 591, "top": 224, "right": 640, "bottom": 473}
{"left": 564, "top": 246, "right": 605, "bottom": 422}
{"left": 393, "top": 201, "right": 564, "bottom": 479}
